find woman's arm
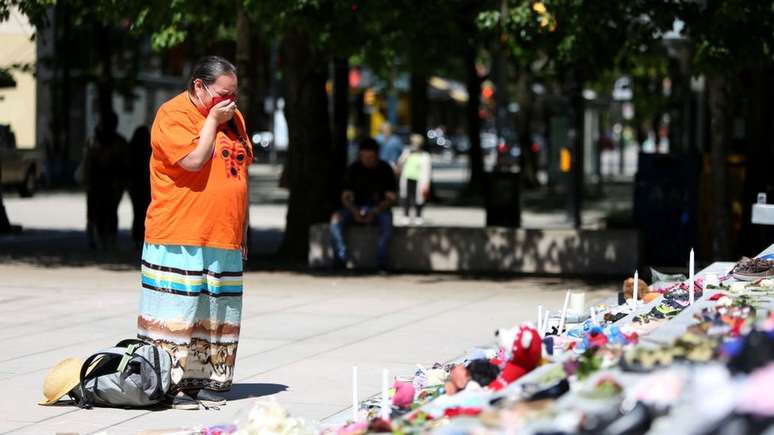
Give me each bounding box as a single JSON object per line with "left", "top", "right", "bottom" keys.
{"left": 178, "top": 100, "right": 236, "bottom": 171}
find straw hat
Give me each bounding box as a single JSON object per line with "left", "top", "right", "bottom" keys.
{"left": 39, "top": 358, "right": 84, "bottom": 406}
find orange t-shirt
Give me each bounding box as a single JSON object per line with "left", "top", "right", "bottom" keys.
{"left": 144, "top": 91, "right": 253, "bottom": 250}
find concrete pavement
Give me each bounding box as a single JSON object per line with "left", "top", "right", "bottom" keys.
{"left": 0, "top": 166, "right": 621, "bottom": 434}
{"left": 0, "top": 264, "right": 615, "bottom": 434}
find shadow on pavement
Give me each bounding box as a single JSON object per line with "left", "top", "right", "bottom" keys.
{"left": 0, "top": 228, "right": 286, "bottom": 271}
{"left": 224, "top": 383, "right": 289, "bottom": 400}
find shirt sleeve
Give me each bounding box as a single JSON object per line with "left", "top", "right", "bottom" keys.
{"left": 151, "top": 109, "right": 199, "bottom": 166}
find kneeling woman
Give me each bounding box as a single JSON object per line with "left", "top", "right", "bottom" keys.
{"left": 137, "top": 56, "right": 251, "bottom": 409}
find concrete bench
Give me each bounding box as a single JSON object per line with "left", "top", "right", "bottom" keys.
{"left": 309, "top": 223, "right": 639, "bottom": 275}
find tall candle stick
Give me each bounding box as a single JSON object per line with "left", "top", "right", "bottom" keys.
{"left": 590, "top": 306, "right": 598, "bottom": 326}
{"left": 352, "top": 366, "right": 358, "bottom": 422}
{"left": 537, "top": 305, "right": 543, "bottom": 335}
{"left": 689, "top": 248, "right": 695, "bottom": 305}
{"left": 542, "top": 310, "right": 551, "bottom": 336}
{"left": 558, "top": 290, "right": 571, "bottom": 335}
{"left": 633, "top": 270, "right": 639, "bottom": 312}
{"left": 380, "top": 368, "right": 390, "bottom": 420}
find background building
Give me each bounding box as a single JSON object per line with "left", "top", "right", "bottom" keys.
{"left": 0, "top": 7, "right": 36, "bottom": 149}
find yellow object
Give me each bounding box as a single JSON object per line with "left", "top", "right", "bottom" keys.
{"left": 533, "top": 2, "right": 547, "bottom": 14}
{"left": 560, "top": 148, "right": 571, "bottom": 173}
{"left": 370, "top": 110, "right": 385, "bottom": 138}
{"left": 39, "top": 358, "right": 84, "bottom": 405}
{"left": 364, "top": 88, "right": 376, "bottom": 106}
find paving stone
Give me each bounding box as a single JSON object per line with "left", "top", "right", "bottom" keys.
{"left": 0, "top": 264, "right": 615, "bottom": 433}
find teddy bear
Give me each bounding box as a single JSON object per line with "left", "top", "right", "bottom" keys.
{"left": 392, "top": 380, "right": 416, "bottom": 408}
{"left": 488, "top": 323, "right": 542, "bottom": 391}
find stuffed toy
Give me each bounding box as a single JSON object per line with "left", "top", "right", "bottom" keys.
{"left": 443, "top": 359, "right": 501, "bottom": 396}
{"left": 623, "top": 277, "right": 648, "bottom": 300}
{"left": 443, "top": 364, "right": 470, "bottom": 396}
{"left": 489, "top": 323, "right": 542, "bottom": 391}
{"left": 392, "top": 380, "right": 415, "bottom": 408}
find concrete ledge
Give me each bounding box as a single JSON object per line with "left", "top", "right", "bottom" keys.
{"left": 309, "top": 224, "right": 639, "bottom": 275}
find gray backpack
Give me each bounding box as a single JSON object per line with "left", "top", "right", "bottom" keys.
{"left": 76, "top": 339, "right": 172, "bottom": 408}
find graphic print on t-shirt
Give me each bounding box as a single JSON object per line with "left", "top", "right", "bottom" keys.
{"left": 217, "top": 132, "right": 247, "bottom": 180}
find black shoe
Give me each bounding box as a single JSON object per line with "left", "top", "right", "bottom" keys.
{"left": 169, "top": 391, "right": 199, "bottom": 410}
{"left": 194, "top": 389, "right": 227, "bottom": 407}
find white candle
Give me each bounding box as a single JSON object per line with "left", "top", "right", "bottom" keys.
{"left": 380, "top": 368, "right": 390, "bottom": 420}
{"left": 558, "top": 290, "right": 571, "bottom": 334}
{"left": 590, "top": 306, "right": 598, "bottom": 325}
{"left": 542, "top": 310, "right": 551, "bottom": 336}
{"left": 569, "top": 292, "right": 586, "bottom": 315}
{"left": 689, "top": 248, "right": 695, "bottom": 305}
{"left": 633, "top": 270, "right": 639, "bottom": 312}
{"left": 537, "top": 305, "right": 543, "bottom": 335}
{"left": 352, "top": 366, "right": 358, "bottom": 422}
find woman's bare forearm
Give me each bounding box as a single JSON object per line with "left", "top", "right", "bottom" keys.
{"left": 179, "top": 117, "right": 219, "bottom": 171}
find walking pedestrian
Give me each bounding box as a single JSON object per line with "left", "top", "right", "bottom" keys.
{"left": 137, "top": 56, "right": 252, "bottom": 410}
{"left": 397, "top": 134, "right": 432, "bottom": 225}
{"left": 376, "top": 122, "right": 404, "bottom": 169}
{"left": 83, "top": 111, "right": 127, "bottom": 250}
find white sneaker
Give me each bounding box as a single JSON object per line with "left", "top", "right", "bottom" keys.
{"left": 398, "top": 216, "right": 410, "bottom": 226}
{"left": 415, "top": 217, "right": 425, "bottom": 225}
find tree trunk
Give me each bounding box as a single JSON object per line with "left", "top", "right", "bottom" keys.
{"left": 516, "top": 70, "right": 534, "bottom": 187}
{"left": 333, "top": 57, "right": 349, "bottom": 194}
{"left": 0, "top": 165, "right": 11, "bottom": 232}
{"left": 740, "top": 66, "right": 774, "bottom": 256}
{"left": 566, "top": 70, "right": 584, "bottom": 228}
{"left": 95, "top": 22, "right": 113, "bottom": 122}
{"left": 410, "top": 72, "right": 428, "bottom": 135}
{"left": 464, "top": 43, "right": 484, "bottom": 195}
{"left": 58, "top": 3, "right": 72, "bottom": 162}
{"left": 278, "top": 31, "right": 335, "bottom": 263}
{"left": 235, "top": 5, "right": 254, "bottom": 128}
{"left": 707, "top": 74, "right": 731, "bottom": 259}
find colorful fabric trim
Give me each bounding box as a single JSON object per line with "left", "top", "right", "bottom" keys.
{"left": 137, "top": 243, "right": 243, "bottom": 392}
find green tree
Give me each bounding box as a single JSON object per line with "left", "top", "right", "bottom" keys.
{"left": 477, "top": 0, "right": 676, "bottom": 227}
{"left": 674, "top": 0, "right": 774, "bottom": 259}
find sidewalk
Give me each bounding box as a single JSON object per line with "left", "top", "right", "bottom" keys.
{"left": 0, "top": 264, "right": 615, "bottom": 434}
{"left": 0, "top": 177, "right": 622, "bottom": 433}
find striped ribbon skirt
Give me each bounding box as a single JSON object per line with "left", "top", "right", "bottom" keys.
{"left": 137, "top": 243, "right": 243, "bottom": 392}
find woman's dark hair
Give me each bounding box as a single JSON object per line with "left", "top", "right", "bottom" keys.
{"left": 187, "top": 56, "right": 237, "bottom": 93}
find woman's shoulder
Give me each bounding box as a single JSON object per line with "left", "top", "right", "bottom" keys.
{"left": 157, "top": 92, "right": 195, "bottom": 118}
{"left": 153, "top": 93, "right": 200, "bottom": 130}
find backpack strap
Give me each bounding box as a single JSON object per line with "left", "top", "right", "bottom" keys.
{"left": 116, "top": 343, "right": 141, "bottom": 374}
{"left": 124, "top": 346, "right": 167, "bottom": 401}
{"left": 149, "top": 345, "right": 165, "bottom": 400}
{"left": 115, "top": 338, "right": 148, "bottom": 348}
{"left": 77, "top": 352, "right": 122, "bottom": 409}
